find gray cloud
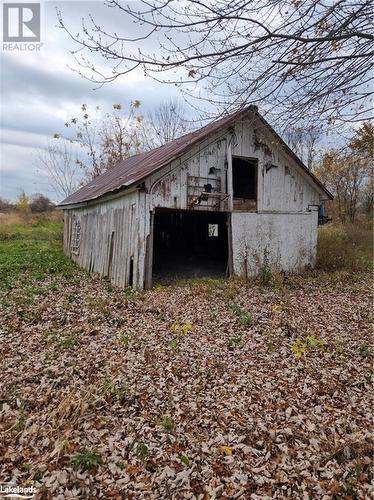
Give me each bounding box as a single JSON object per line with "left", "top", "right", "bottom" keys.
{"left": 0, "top": 0, "right": 183, "bottom": 201}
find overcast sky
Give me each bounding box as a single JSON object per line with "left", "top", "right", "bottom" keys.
{"left": 0, "top": 1, "right": 187, "bottom": 202}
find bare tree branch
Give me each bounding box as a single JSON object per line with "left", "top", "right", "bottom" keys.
{"left": 57, "top": 0, "right": 374, "bottom": 125}
{"left": 140, "top": 99, "right": 193, "bottom": 149}
{"left": 35, "top": 140, "right": 80, "bottom": 199}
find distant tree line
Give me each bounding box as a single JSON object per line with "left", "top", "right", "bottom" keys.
{"left": 0, "top": 192, "right": 55, "bottom": 216}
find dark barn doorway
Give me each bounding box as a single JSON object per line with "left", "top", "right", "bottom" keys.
{"left": 152, "top": 209, "right": 229, "bottom": 283}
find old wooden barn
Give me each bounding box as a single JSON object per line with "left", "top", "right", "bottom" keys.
{"left": 59, "top": 105, "right": 332, "bottom": 289}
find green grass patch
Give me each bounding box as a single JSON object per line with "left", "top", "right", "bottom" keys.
{"left": 71, "top": 450, "right": 102, "bottom": 471}
{"left": 228, "top": 303, "right": 253, "bottom": 326}
{"left": 0, "top": 219, "right": 76, "bottom": 292}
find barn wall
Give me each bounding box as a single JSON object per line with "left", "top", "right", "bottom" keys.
{"left": 231, "top": 116, "right": 322, "bottom": 211}
{"left": 63, "top": 191, "right": 147, "bottom": 289}
{"left": 231, "top": 211, "right": 318, "bottom": 277}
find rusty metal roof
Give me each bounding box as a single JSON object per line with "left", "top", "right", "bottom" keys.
{"left": 59, "top": 105, "right": 332, "bottom": 206}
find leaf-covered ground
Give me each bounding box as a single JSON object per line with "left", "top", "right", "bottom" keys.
{"left": 0, "top": 220, "right": 373, "bottom": 499}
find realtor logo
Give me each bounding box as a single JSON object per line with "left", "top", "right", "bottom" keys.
{"left": 0, "top": 482, "right": 37, "bottom": 498}
{"left": 3, "top": 3, "right": 40, "bottom": 42}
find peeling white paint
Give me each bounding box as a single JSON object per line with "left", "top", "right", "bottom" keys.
{"left": 231, "top": 211, "right": 318, "bottom": 277}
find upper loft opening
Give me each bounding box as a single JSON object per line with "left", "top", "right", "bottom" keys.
{"left": 232, "top": 156, "right": 258, "bottom": 211}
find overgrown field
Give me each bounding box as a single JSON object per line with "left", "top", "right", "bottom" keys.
{"left": 0, "top": 217, "right": 373, "bottom": 499}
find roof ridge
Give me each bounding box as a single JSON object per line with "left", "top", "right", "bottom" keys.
{"left": 59, "top": 104, "right": 332, "bottom": 206}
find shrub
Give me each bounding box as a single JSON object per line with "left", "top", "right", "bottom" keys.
{"left": 71, "top": 450, "right": 102, "bottom": 471}
{"left": 316, "top": 222, "right": 373, "bottom": 272}
{"left": 29, "top": 194, "right": 55, "bottom": 213}
{"left": 228, "top": 303, "right": 253, "bottom": 326}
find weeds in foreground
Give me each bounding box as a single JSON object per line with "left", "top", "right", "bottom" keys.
{"left": 227, "top": 335, "right": 242, "bottom": 350}
{"left": 161, "top": 415, "right": 174, "bottom": 434}
{"left": 168, "top": 338, "right": 178, "bottom": 349}
{"left": 342, "top": 482, "right": 358, "bottom": 499}
{"left": 266, "top": 337, "right": 276, "bottom": 352}
{"left": 131, "top": 441, "right": 148, "bottom": 460}
{"left": 123, "top": 287, "right": 137, "bottom": 302}
{"left": 291, "top": 336, "right": 326, "bottom": 360}
{"left": 119, "top": 334, "right": 131, "bottom": 346}
{"left": 44, "top": 330, "right": 81, "bottom": 349}
{"left": 171, "top": 320, "right": 192, "bottom": 334}
{"left": 258, "top": 263, "right": 273, "bottom": 287}
{"left": 51, "top": 390, "right": 92, "bottom": 432}
{"left": 58, "top": 332, "right": 81, "bottom": 349}
{"left": 71, "top": 450, "right": 102, "bottom": 471}
{"left": 100, "top": 375, "right": 132, "bottom": 405}
{"left": 359, "top": 343, "right": 370, "bottom": 358}
{"left": 9, "top": 400, "right": 27, "bottom": 433}
{"left": 229, "top": 303, "right": 253, "bottom": 326}
{"left": 86, "top": 297, "right": 111, "bottom": 317}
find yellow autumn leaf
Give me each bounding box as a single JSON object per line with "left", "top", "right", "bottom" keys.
{"left": 220, "top": 445, "right": 232, "bottom": 456}
{"left": 171, "top": 321, "right": 192, "bottom": 334}
{"left": 291, "top": 339, "right": 307, "bottom": 360}
{"left": 182, "top": 321, "right": 192, "bottom": 334}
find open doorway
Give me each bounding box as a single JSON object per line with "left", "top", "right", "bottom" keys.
{"left": 152, "top": 208, "right": 229, "bottom": 283}
{"left": 232, "top": 156, "right": 258, "bottom": 211}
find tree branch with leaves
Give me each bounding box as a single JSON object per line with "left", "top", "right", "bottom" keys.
{"left": 315, "top": 121, "right": 373, "bottom": 221}
{"left": 54, "top": 101, "right": 143, "bottom": 181}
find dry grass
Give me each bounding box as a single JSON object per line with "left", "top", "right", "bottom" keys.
{"left": 0, "top": 210, "right": 61, "bottom": 226}
{"left": 0, "top": 212, "right": 62, "bottom": 242}
{"left": 0, "top": 212, "right": 23, "bottom": 226}
{"left": 316, "top": 221, "right": 373, "bottom": 272}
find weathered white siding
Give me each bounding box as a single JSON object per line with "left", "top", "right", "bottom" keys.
{"left": 147, "top": 134, "right": 228, "bottom": 212}
{"left": 227, "top": 116, "right": 322, "bottom": 275}
{"left": 231, "top": 211, "right": 318, "bottom": 277}
{"left": 63, "top": 191, "right": 147, "bottom": 289}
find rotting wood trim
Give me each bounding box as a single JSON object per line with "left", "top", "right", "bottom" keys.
{"left": 227, "top": 213, "right": 234, "bottom": 277}
{"left": 144, "top": 211, "right": 154, "bottom": 289}
{"left": 107, "top": 231, "right": 115, "bottom": 278}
